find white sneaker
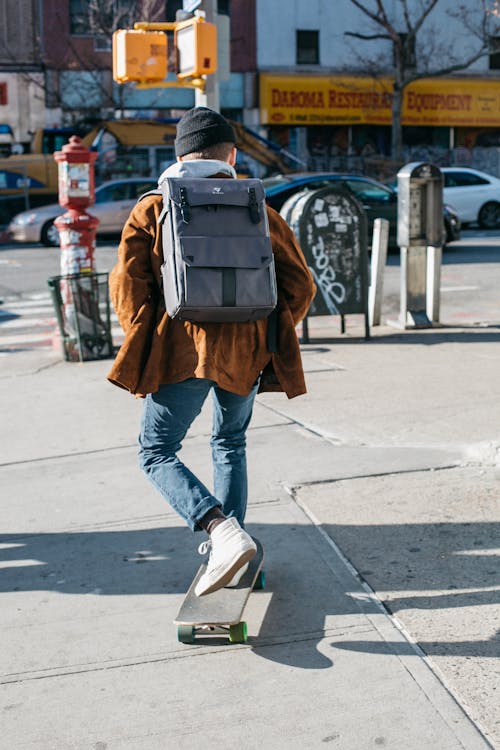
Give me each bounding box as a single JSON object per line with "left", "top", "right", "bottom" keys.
{"left": 225, "top": 562, "right": 249, "bottom": 588}
{"left": 194, "top": 518, "right": 257, "bottom": 596}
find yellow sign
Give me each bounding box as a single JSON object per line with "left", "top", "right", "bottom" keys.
{"left": 404, "top": 78, "right": 500, "bottom": 126}
{"left": 260, "top": 74, "right": 500, "bottom": 127}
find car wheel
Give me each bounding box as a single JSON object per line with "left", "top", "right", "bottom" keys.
{"left": 478, "top": 202, "right": 500, "bottom": 229}
{"left": 41, "top": 220, "right": 59, "bottom": 247}
{"left": 444, "top": 219, "right": 458, "bottom": 243}
{"left": 443, "top": 220, "right": 450, "bottom": 244}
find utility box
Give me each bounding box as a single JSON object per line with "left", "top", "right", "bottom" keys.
{"left": 397, "top": 162, "right": 444, "bottom": 248}
{"left": 282, "top": 186, "right": 370, "bottom": 341}
{"left": 396, "top": 162, "right": 444, "bottom": 328}
{"left": 112, "top": 30, "right": 167, "bottom": 83}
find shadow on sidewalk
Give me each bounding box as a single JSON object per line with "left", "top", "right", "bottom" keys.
{"left": 319, "top": 520, "right": 500, "bottom": 660}
{"left": 302, "top": 328, "right": 500, "bottom": 346}
{"left": 333, "top": 632, "right": 500, "bottom": 658}
{"left": 0, "top": 523, "right": 341, "bottom": 669}
{"left": 1, "top": 519, "right": 499, "bottom": 666}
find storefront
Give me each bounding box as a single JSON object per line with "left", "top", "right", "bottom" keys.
{"left": 259, "top": 74, "right": 500, "bottom": 175}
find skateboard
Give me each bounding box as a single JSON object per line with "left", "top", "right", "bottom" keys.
{"left": 174, "top": 538, "right": 265, "bottom": 644}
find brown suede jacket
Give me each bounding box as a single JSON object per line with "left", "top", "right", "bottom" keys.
{"left": 107, "top": 185, "right": 316, "bottom": 399}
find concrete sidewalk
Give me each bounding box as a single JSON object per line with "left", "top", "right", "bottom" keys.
{"left": 1, "top": 318, "right": 499, "bottom": 749}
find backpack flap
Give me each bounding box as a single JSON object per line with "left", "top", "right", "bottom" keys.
{"left": 180, "top": 236, "right": 273, "bottom": 270}
{"left": 164, "top": 177, "right": 266, "bottom": 211}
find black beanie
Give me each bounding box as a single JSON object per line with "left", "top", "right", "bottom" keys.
{"left": 175, "top": 107, "right": 236, "bottom": 157}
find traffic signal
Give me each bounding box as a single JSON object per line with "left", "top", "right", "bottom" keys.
{"left": 112, "top": 30, "right": 167, "bottom": 84}
{"left": 175, "top": 17, "right": 217, "bottom": 79}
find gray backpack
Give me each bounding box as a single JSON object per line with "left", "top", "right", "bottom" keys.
{"left": 154, "top": 177, "right": 277, "bottom": 323}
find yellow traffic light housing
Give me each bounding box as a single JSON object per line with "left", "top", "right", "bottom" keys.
{"left": 175, "top": 16, "right": 217, "bottom": 79}
{"left": 113, "top": 16, "right": 218, "bottom": 92}
{"left": 112, "top": 30, "right": 167, "bottom": 84}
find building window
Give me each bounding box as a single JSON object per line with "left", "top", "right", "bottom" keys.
{"left": 165, "top": 0, "right": 184, "bottom": 22}
{"left": 69, "top": 0, "right": 90, "bottom": 35}
{"left": 296, "top": 30, "right": 319, "bottom": 65}
{"left": 95, "top": 35, "right": 112, "bottom": 51}
{"left": 489, "top": 37, "right": 500, "bottom": 69}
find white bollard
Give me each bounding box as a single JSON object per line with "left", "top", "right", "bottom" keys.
{"left": 368, "top": 218, "right": 389, "bottom": 326}
{"left": 426, "top": 244, "right": 442, "bottom": 323}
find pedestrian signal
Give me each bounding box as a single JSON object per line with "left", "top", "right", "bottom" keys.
{"left": 112, "top": 30, "right": 167, "bottom": 83}
{"left": 175, "top": 17, "right": 217, "bottom": 79}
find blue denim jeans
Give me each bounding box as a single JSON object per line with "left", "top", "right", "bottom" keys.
{"left": 138, "top": 378, "right": 259, "bottom": 532}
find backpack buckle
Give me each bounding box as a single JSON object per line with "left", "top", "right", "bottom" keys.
{"left": 180, "top": 187, "right": 191, "bottom": 223}
{"left": 248, "top": 187, "right": 260, "bottom": 224}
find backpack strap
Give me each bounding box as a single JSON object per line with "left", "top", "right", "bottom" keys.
{"left": 138, "top": 188, "right": 169, "bottom": 224}
{"left": 138, "top": 188, "right": 162, "bottom": 201}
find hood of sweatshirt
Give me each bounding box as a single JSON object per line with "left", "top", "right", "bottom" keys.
{"left": 158, "top": 159, "right": 236, "bottom": 184}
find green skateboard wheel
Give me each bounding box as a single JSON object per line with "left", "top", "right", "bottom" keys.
{"left": 177, "top": 625, "right": 195, "bottom": 644}
{"left": 253, "top": 570, "right": 266, "bottom": 590}
{"left": 229, "top": 621, "right": 248, "bottom": 643}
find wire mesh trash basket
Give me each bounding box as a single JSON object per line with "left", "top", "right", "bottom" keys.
{"left": 48, "top": 272, "right": 114, "bottom": 362}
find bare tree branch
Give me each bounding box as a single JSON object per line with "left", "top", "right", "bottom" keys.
{"left": 348, "top": 0, "right": 384, "bottom": 25}
{"left": 412, "top": 0, "right": 440, "bottom": 37}
{"left": 344, "top": 32, "right": 391, "bottom": 41}
{"left": 346, "top": 0, "right": 500, "bottom": 159}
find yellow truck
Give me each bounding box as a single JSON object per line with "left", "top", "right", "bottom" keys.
{"left": 0, "top": 127, "right": 88, "bottom": 224}
{"left": 0, "top": 119, "right": 290, "bottom": 224}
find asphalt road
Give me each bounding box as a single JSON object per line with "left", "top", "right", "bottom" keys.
{"left": 2, "top": 229, "right": 499, "bottom": 327}
{"left": 383, "top": 231, "right": 500, "bottom": 327}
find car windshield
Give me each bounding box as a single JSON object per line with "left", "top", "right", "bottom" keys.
{"left": 262, "top": 176, "right": 295, "bottom": 189}
{"left": 443, "top": 171, "right": 490, "bottom": 187}
{"left": 345, "top": 180, "right": 394, "bottom": 202}
{"left": 94, "top": 180, "right": 155, "bottom": 203}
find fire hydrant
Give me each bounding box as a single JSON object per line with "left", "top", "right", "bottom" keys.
{"left": 49, "top": 135, "right": 111, "bottom": 362}
{"left": 53, "top": 135, "right": 99, "bottom": 275}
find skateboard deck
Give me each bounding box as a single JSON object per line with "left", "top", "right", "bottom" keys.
{"left": 174, "top": 538, "right": 265, "bottom": 644}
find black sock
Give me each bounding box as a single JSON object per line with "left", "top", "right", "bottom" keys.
{"left": 199, "top": 506, "right": 226, "bottom": 535}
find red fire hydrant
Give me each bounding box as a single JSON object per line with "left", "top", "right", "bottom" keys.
{"left": 53, "top": 136, "right": 99, "bottom": 275}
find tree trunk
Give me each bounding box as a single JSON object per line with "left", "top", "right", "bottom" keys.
{"left": 391, "top": 84, "right": 404, "bottom": 162}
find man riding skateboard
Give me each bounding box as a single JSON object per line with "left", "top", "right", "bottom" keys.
{"left": 107, "top": 107, "right": 316, "bottom": 596}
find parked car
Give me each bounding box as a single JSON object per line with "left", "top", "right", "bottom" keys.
{"left": 7, "top": 178, "right": 157, "bottom": 246}
{"left": 263, "top": 172, "right": 461, "bottom": 245}
{"left": 440, "top": 167, "right": 500, "bottom": 228}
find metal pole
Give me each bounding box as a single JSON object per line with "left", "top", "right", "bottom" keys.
{"left": 301, "top": 316, "right": 310, "bottom": 344}
{"left": 195, "top": 0, "right": 220, "bottom": 111}
{"left": 399, "top": 244, "right": 431, "bottom": 328}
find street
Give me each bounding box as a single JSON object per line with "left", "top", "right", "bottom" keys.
{"left": 1, "top": 230, "right": 499, "bottom": 356}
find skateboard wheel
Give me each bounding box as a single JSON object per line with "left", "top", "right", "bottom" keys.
{"left": 253, "top": 570, "right": 266, "bottom": 590}
{"left": 177, "top": 625, "right": 195, "bottom": 644}
{"left": 229, "top": 621, "right": 248, "bottom": 643}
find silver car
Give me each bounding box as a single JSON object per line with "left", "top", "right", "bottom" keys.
{"left": 7, "top": 178, "right": 157, "bottom": 246}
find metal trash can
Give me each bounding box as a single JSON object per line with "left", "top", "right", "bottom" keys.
{"left": 48, "top": 272, "right": 114, "bottom": 362}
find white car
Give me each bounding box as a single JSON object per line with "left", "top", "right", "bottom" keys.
{"left": 7, "top": 178, "right": 156, "bottom": 246}
{"left": 441, "top": 167, "right": 500, "bottom": 228}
